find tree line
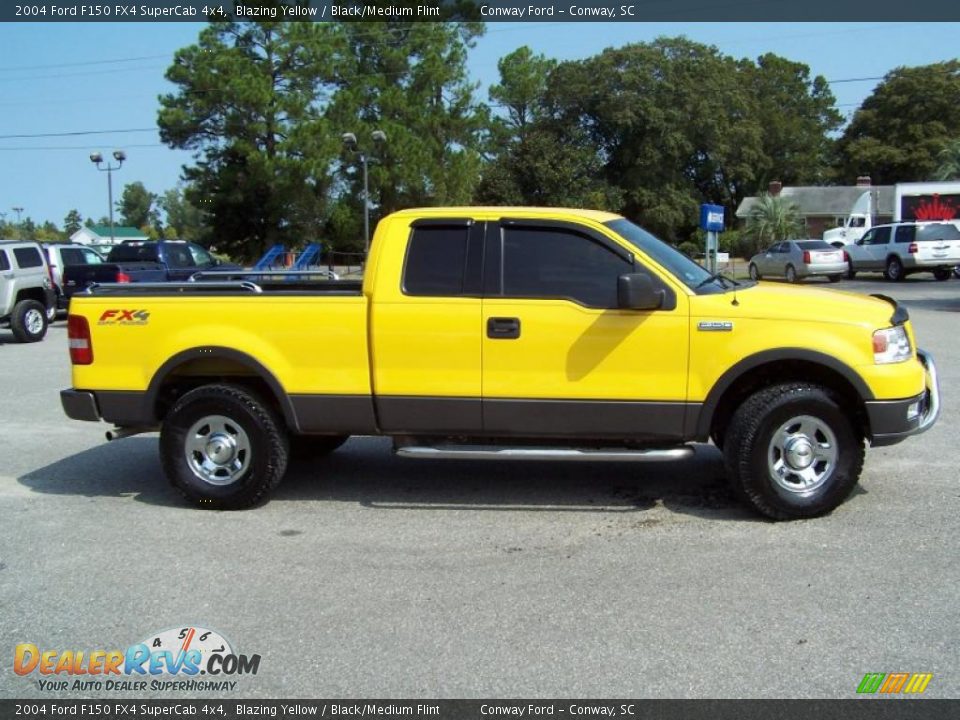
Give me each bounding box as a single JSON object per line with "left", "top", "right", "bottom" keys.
{"left": 5, "top": 22, "right": 960, "bottom": 259}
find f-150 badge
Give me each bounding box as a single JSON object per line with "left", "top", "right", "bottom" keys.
{"left": 697, "top": 321, "right": 733, "bottom": 332}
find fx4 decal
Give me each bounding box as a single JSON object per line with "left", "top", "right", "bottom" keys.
{"left": 99, "top": 309, "right": 150, "bottom": 325}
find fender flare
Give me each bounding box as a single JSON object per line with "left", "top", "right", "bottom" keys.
{"left": 146, "top": 346, "right": 297, "bottom": 429}
{"left": 693, "top": 348, "right": 874, "bottom": 440}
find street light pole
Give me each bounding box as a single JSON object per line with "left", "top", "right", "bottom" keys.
{"left": 89, "top": 151, "right": 126, "bottom": 245}
{"left": 342, "top": 130, "right": 387, "bottom": 256}
{"left": 12, "top": 207, "right": 24, "bottom": 239}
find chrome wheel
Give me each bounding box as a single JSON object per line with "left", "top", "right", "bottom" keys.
{"left": 767, "top": 415, "right": 838, "bottom": 495}
{"left": 25, "top": 308, "right": 44, "bottom": 336}
{"left": 185, "top": 414, "right": 251, "bottom": 486}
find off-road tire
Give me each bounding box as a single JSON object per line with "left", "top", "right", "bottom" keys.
{"left": 160, "top": 384, "right": 289, "bottom": 510}
{"left": 291, "top": 434, "right": 349, "bottom": 460}
{"left": 11, "top": 299, "right": 48, "bottom": 343}
{"left": 723, "top": 383, "right": 864, "bottom": 520}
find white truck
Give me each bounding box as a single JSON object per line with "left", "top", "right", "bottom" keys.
{"left": 826, "top": 181, "right": 960, "bottom": 248}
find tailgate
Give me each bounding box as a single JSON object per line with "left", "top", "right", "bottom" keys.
{"left": 915, "top": 239, "right": 960, "bottom": 263}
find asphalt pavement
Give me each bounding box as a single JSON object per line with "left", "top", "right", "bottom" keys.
{"left": 0, "top": 274, "right": 957, "bottom": 699}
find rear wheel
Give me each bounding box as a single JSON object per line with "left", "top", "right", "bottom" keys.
{"left": 785, "top": 265, "right": 798, "bottom": 283}
{"left": 749, "top": 263, "right": 761, "bottom": 281}
{"left": 828, "top": 274, "right": 842, "bottom": 283}
{"left": 885, "top": 256, "right": 904, "bottom": 282}
{"left": 11, "top": 299, "right": 48, "bottom": 343}
{"left": 933, "top": 267, "right": 951, "bottom": 281}
{"left": 723, "top": 383, "right": 863, "bottom": 520}
{"left": 160, "top": 384, "right": 289, "bottom": 509}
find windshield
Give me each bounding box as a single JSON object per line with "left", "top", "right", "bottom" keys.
{"left": 604, "top": 218, "right": 715, "bottom": 291}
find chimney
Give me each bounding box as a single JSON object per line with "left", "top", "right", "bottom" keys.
{"left": 768, "top": 180, "right": 782, "bottom": 197}
{"left": 856, "top": 176, "right": 871, "bottom": 187}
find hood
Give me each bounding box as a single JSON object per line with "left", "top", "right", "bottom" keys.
{"left": 692, "top": 282, "right": 901, "bottom": 330}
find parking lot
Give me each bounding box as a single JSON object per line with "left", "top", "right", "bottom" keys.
{"left": 0, "top": 275, "right": 957, "bottom": 699}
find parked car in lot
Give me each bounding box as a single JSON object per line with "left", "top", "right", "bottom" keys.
{"left": 748, "top": 240, "right": 847, "bottom": 283}
{"left": 43, "top": 243, "right": 105, "bottom": 316}
{"left": 61, "top": 207, "right": 940, "bottom": 520}
{"left": 62, "top": 240, "right": 240, "bottom": 299}
{"left": 845, "top": 222, "right": 960, "bottom": 281}
{"left": 0, "top": 241, "right": 56, "bottom": 342}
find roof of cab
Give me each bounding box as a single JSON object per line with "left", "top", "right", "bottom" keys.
{"left": 387, "top": 207, "right": 623, "bottom": 223}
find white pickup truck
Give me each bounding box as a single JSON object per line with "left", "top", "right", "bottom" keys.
{"left": 845, "top": 221, "right": 960, "bottom": 281}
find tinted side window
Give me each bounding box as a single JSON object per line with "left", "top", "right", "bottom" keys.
{"left": 60, "top": 248, "right": 87, "bottom": 265}
{"left": 0, "top": 250, "right": 9, "bottom": 271}
{"left": 403, "top": 225, "right": 469, "bottom": 296}
{"left": 502, "top": 227, "right": 632, "bottom": 308}
{"left": 894, "top": 225, "right": 916, "bottom": 244}
{"left": 13, "top": 247, "right": 43, "bottom": 268}
{"left": 873, "top": 227, "right": 892, "bottom": 244}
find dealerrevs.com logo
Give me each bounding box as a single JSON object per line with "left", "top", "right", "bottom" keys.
{"left": 14, "top": 626, "right": 261, "bottom": 692}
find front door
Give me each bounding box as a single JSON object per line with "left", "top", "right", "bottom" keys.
{"left": 481, "top": 220, "right": 690, "bottom": 442}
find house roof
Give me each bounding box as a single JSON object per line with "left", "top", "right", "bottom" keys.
{"left": 736, "top": 186, "right": 895, "bottom": 218}
{"left": 82, "top": 225, "right": 148, "bottom": 239}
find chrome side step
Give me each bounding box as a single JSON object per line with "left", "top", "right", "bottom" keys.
{"left": 395, "top": 445, "right": 693, "bottom": 462}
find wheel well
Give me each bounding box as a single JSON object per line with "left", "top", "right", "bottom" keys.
{"left": 710, "top": 360, "right": 867, "bottom": 445}
{"left": 15, "top": 288, "right": 46, "bottom": 305}
{"left": 151, "top": 357, "right": 293, "bottom": 429}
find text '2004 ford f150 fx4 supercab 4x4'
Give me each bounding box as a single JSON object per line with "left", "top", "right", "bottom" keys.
{"left": 60, "top": 207, "right": 940, "bottom": 519}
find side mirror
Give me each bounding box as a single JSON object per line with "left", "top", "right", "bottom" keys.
{"left": 618, "top": 273, "right": 663, "bottom": 311}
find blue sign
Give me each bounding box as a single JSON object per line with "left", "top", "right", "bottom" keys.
{"left": 699, "top": 204, "right": 725, "bottom": 232}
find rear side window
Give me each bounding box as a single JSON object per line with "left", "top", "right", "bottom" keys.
{"left": 13, "top": 247, "right": 43, "bottom": 269}
{"left": 403, "top": 225, "right": 469, "bottom": 296}
{"left": 502, "top": 227, "right": 633, "bottom": 308}
{"left": 60, "top": 248, "right": 88, "bottom": 265}
{"left": 894, "top": 225, "right": 916, "bottom": 244}
{"left": 917, "top": 223, "right": 960, "bottom": 242}
{"left": 0, "top": 250, "right": 8, "bottom": 271}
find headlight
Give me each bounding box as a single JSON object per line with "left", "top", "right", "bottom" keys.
{"left": 873, "top": 326, "right": 912, "bottom": 364}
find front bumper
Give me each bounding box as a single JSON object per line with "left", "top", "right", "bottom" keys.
{"left": 866, "top": 349, "right": 941, "bottom": 447}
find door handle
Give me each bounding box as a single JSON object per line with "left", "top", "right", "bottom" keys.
{"left": 487, "top": 317, "right": 521, "bottom": 339}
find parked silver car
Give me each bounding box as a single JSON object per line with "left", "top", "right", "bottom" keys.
{"left": 748, "top": 240, "right": 847, "bottom": 283}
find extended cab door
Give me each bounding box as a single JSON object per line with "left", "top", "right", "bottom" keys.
{"left": 369, "top": 219, "right": 485, "bottom": 434}
{"left": 480, "top": 220, "right": 690, "bottom": 441}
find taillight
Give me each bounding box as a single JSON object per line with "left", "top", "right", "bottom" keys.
{"left": 802, "top": 251, "right": 811, "bottom": 264}
{"left": 67, "top": 315, "right": 93, "bottom": 365}
{"left": 843, "top": 251, "right": 850, "bottom": 262}
{"left": 115, "top": 271, "right": 131, "bottom": 283}
{"left": 907, "top": 242, "right": 918, "bottom": 254}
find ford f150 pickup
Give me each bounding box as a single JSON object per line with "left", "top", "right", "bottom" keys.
{"left": 61, "top": 240, "right": 239, "bottom": 299}
{"left": 60, "top": 207, "right": 940, "bottom": 519}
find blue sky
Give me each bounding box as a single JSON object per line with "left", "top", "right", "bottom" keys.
{"left": 1, "top": 21, "right": 959, "bottom": 227}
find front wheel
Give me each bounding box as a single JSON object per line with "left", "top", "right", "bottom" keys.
{"left": 846, "top": 261, "right": 857, "bottom": 280}
{"left": 749, "top": 263, "right": 761, "bottom": 281}
{"left": 723, "top": 383, "right": 864, "bottom": 520}
{"left": 785, "top": 265, "right": 798, "bottom": 283}
{"left": 11, "top": 299, "right": 48, "bottom": 342}
{"left": 160, "top": 384, "right": 289, "bottom": 509}
{"left": 933, "top": 267, "right": 952, "bottom": 281}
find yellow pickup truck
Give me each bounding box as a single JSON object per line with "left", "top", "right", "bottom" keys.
{"left": 60, "top": 207, "right": 940, "bottom": 519}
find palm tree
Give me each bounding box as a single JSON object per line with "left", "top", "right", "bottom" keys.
{"left": 743, "top": 193, "right": 804, "bottom": 256}
{"left": 934, "top": 139, "right": 960, "bottom": 181}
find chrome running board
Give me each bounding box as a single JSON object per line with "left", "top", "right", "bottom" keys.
{"left": 395, "top": 445, "right": 693, "bottom": 462}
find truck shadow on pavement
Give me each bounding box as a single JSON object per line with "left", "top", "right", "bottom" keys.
{"left": 17, "top": 436, "right": 850, "bottom": 522}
